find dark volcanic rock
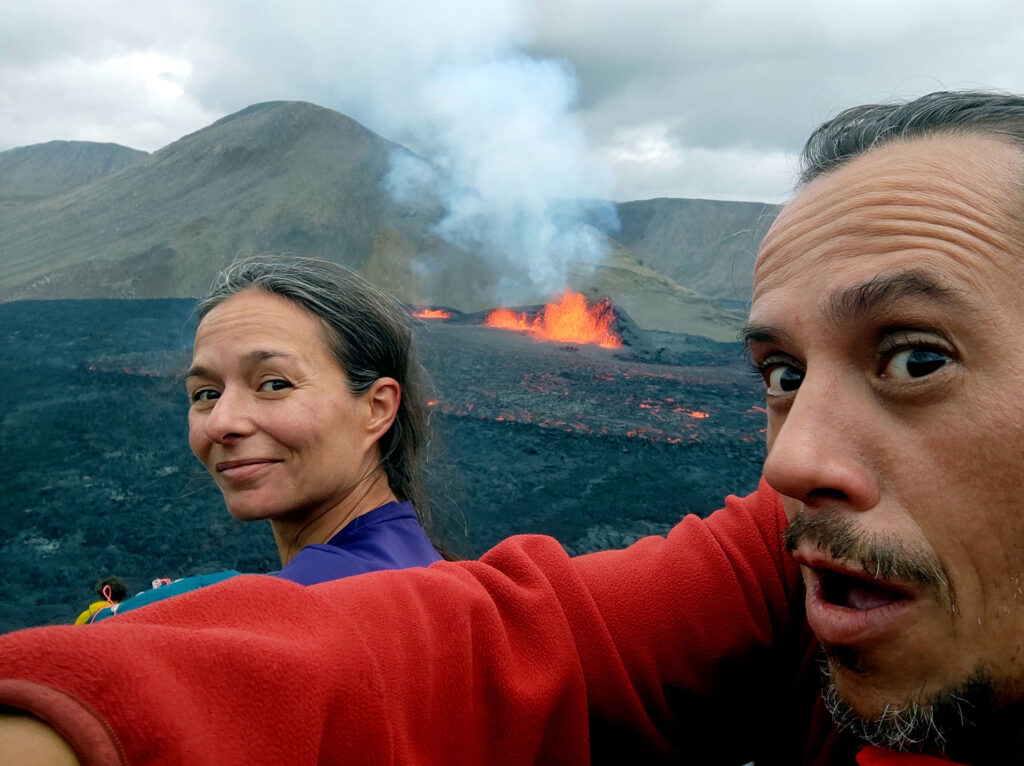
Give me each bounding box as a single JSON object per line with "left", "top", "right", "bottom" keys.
{"left": 0, "top": 300, "right": 766, "bottom": 633}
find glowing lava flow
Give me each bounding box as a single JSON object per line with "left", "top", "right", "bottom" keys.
{"left": 484, "top": 292, "right": 622, "bottom": 348}
{"left": 411, "top": 308, "right": 452, "bottom": 319}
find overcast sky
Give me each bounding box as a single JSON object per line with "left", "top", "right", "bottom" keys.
{"left": 2, "top": 0, "right": 1023, "bottom": 203}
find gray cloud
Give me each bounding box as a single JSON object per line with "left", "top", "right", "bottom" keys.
{"left": 1, "top": 0, "right": 1023, "bottom": 203}
{"left": 531, "top": 0, "right": 1024, "bottom": 199}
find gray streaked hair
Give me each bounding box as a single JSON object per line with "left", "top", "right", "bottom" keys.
{"left": 197, "top": 254, "right": 436, "bottom": 535}
{"left": 799, "top": 90, "right": 1024, "bottom": 186}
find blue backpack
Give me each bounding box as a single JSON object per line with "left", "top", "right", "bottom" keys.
{"left": 88, "top": 570, "right": 241, "bottom": 623}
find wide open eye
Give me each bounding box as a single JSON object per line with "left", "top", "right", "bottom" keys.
{"left": 883, "top": 348, "right": 950, "bottom": 380}
{"left": 766, "top": 364, "right": 803, "bottom": 394}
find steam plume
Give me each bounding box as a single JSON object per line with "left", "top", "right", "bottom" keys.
{"left": 384, "top": 52, "right": 617, "bottom": 303}
{"left": 183, "top": 0, "right": 620, "bottom": 303}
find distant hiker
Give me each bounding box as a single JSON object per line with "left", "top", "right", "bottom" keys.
{"left": 72, "top": 576, "right": 127, "bottom": 625}
{"left": 8, "top": 90, "right": 1024, "bottom": 764}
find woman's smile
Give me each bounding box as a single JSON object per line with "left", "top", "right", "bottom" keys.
{"left": 214, "top": 458, "right": 282, "bottom": 483}
{"left": 187, "top": 290, "right": 384, "bottom": 528}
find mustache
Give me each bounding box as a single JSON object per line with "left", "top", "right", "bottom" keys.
{"left": 784, "top": 510, "right": 947, "bottom": 591}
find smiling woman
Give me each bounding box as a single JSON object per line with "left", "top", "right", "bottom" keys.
{"left": 81, "top": 255, "right": 449, "bottom": 622}
{"left": 183, "top": 254, "right": 446, "bottom": 582}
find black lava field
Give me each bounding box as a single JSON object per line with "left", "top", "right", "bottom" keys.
{"left": 0, "top": 299, "right": 766, "bottom": 633}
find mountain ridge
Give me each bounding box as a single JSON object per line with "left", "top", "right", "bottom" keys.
{"left": 0, "top": 140, "right": 148, "bottom": 208}
{"left": 616, "top": 196, "right": 778, "bottom": 304}
{"left": 0, "top": 101, "right": 768, "bottom": 339}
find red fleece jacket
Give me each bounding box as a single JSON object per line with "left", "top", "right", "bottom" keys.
{"left": 0, "top": 483, "right": 962, "bottom": 765}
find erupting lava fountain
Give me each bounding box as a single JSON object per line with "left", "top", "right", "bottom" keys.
{"left": 484, "top": 292, "right": 622, "bottom": 349}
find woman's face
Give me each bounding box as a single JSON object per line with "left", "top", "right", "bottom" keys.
{"left": 186, "top": 290, "right": 389, "bottom": 524}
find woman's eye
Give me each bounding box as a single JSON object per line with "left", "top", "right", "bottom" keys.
{"left": 883, "top": 348, "right": 950, "bottom": 380}
{"left": 191, "top": 389, "right": 220, "bottom": 403}
{"left": 765, "top": 364, "right": 803, "bottom": 394}
{"left": 258, "top": 379, "right": 292, "bottom": 393}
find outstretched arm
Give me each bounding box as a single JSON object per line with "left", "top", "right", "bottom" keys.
{"left": 0, "top": 482, "right": 801, "bottom": 765}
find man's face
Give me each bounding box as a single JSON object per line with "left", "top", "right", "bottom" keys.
{"left": 746, "top": 134, "right": 1024, "bottom": 743}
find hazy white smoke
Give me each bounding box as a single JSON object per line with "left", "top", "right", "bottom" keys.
{"left": 1, "top": 0, "right": 619, "bottom": 302}
{"left": 385, "top": 53, "right": 617, "bottom": 302}
{"left": 202, "top": 0, "right": 620, "bottom": 303}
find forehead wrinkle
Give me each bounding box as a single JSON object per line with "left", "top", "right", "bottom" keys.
{"left": 756, "top": 138, "right": 1024, "bottom": 300}
{"left": 823, "top": 270, "right": 982, "bottom": 326}
{"left": 243, "top": 350, "right": 295, "bottom": 363}
{"left": 827, "top": 200, "right": 1017, "bottom": 264}
{"left": 759, "top": 193, "right": 1014, "bottom": 285}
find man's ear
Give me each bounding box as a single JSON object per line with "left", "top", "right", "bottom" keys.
{"left": 364, "top": 377, "right": 401, "bottom": 444}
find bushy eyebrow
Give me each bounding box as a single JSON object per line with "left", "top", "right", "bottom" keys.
{"left": 737, "top": 323, "right": 787, "bottom": 351}
{"left": 824, "top": 270, "right": 979, "bottom": 325}
{"left": 740, "top": 269, "right": 981, "bottom": 355}
{"left": 185, "top": 350, "right": 295, "bottom": 380}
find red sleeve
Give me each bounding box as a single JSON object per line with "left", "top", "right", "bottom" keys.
{"left": 856, "top": 745, "right": 966, "bottom": 765}
{"left": 0, "top": 481, "right": 802, "bottom": 765}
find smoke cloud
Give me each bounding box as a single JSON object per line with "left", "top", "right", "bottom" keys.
{"left": 384, "top": 53, "right": 618, "bottom": 303}
{"left": 190, "top": 0, "right": 621, "bottom": 303}
{"left": 3, "top": 0, "right": 621, "bottom": 302}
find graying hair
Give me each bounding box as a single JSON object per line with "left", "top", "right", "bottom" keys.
{"left": 821, "top": 658, "right": 998, "bottom": 760}
{"left": 799, "top": 89, "right": 1024, "bottom": 186}
{"left": 197, "top": 254, "right": 436, "bottom": 535}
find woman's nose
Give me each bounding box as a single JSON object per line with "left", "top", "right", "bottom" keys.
{"left": 202, "top": 389, "right": 255, "bottom": 443}
{"left": 761, "top": 375, "right": 879, "bottom": 513}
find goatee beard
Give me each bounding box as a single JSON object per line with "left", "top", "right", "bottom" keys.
{"left": 820, "top": 656, "right": 1009, "bottom": 762}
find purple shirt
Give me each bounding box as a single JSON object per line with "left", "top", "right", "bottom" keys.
{"left": 276, "top": 501, "right": 442, "bottom": 585}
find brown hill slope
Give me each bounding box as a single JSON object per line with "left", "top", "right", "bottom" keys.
{"left": 614, "top": 197, "right": 780, "bottom": 303}
{"left": 566, "top": 240, "right": 746, "bottom": 341}
{"left": 0, "top": 102, "right": 752, "bottom": 338}
{"left": 0, "top": 101, "right": 445, "bottom": 300}
{"left": 0, "top": 140, "right": 148, "bottom": 208}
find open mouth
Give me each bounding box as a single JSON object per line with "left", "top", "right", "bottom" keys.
{"left": 819, "top": 568, "right": 909, "bottom": 611}
{"left": 799, "top": 556, "right": 921, "bottom": 645}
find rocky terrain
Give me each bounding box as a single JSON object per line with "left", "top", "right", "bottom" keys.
{"left": 0, "top": 299, "right": 766, "bottom": 633}
{"left": 0, "top": 100, "right": 778, "bottom": 633}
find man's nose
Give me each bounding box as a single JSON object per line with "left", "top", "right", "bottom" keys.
{"left": 203, "top": 389, "right": 255, "bottom": 443}
{"left": 761, "top": 373, "right": 878, "bottom": 512}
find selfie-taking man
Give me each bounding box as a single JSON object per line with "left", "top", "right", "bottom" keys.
{"left": 3, "top": 90, "right": 1024, "bottom": 765}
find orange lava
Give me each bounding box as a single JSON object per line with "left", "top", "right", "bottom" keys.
{"left": 412, "top": 308, "right": 452, "bottom": 319}
{"left": 484, "top": 307, "right": 532, "bottom": 331}
{"left": 484, "top": 292, "right": 622, "bottom": 348}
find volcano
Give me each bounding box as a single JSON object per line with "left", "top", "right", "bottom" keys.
{"left": 417, "top": 316, "right": 759, "bottom": 447}
{"left": 0, "top": 298, "right": 765, "bottom": 633}
{"left": 484, "top": 292, "right": 623, "bottom": 348}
